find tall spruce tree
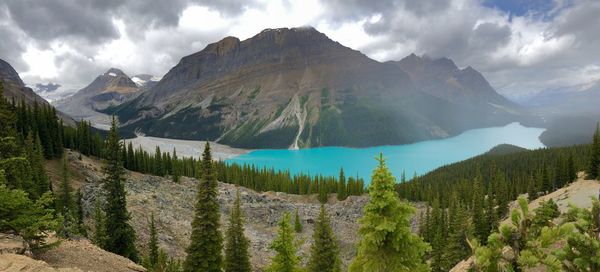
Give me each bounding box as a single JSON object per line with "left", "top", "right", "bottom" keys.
{"left": 350, "top": 154, "right": 430, "bottom": 272}
{"left": 224, "top": 191, "right": 251, "bottom": 272}
{"left": 92, "top": 198, "right": 107, "bottom": 248}
{"left": 147, "top": 214, "right": 160, "bottom": 270}
{"left": 590, "top": 123, "right": 600, "bottom": 179}
{"left": 266, "top": 213, "right": 301, "bottom": 272}
{"left": 25, "top": 132, "right": 50, "bottom": 198}
{"left": 307, "top": 205, "right": 342, "bottom": 272}
{"left": 294, "top": 208, "right": 303, "bottom": 233}
{"left": 102, "top": 117, "right": 139, "bottom": 262}
{"left": 57, "top": 153, "right": 77, "bottom": 237}
{"left": 172, "top": 148, "right": 180, "bottom": 183}
{"left": 184, "top": 142, "right": 223, "bottom": 272}
{"left": 337, "top": 168, "right": 347, "bottom": 201}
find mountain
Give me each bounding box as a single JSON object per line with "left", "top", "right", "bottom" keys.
{"left": 108, "top": 27, "right": 526, "bottom": 148}
{"left": 53, "top": 68, "right": 142, "bottom": 128}
{"left": 131, "top": 74, "right": 160, "bottom": 91}
{"left": 0, "top": 59, "right": 51, "bottom": 106}
{"left": 0, "top": 59, "right": 75, "bottom": 125}
{"left": 524, "top": 80, "right": 600, "bottom": 116}
{"left": 516, "top": 80, "right": 600, "bottom": 147}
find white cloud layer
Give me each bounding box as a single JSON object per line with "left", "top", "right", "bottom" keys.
{"left": 0, "top": 0, "right": 598, "bottom": 99}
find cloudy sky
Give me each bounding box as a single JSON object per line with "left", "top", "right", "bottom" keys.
{"left": 0, "top": 0, "right": 599, "bottom": 99}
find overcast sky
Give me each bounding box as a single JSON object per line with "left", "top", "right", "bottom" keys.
{"left": 1, "top": 0, "right": 599, "bottom": 98}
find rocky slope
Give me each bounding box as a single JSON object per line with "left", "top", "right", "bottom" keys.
{"left": 0, "top": 59, "right": 74, "bottom": 125}
{"left": 48, "top": 150, "right": 423, "bottom": 271}
{"left": 53, "top": 68, "right": 142, "bottom": 129}
{"left": 450, "top": 172, "right": 600, "bottom": 271}
{"left": 0, "top": 239, "right": 146, "bottom": 272}
{"left": 109, "top": 27, "right": 526, "bottom": 149}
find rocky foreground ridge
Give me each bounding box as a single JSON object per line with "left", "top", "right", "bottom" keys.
{"left": 46, "top": 150, "right": 423, "bottom": 271}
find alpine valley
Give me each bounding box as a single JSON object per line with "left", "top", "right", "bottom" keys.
{"left": 83, "top": 27, "right": 530, "bottom": 149}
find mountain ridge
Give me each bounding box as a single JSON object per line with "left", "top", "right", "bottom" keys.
{"left": 104, "top": 27, "right": 526, "bottom": 148}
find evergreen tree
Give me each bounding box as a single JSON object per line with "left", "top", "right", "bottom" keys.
{"left": 589, "top": 123, "right": 600, "bottom": 179}
{"left": 184, "top": 142, "right": 223, "bottom": 272}
{"left": 294, "top": 208, "right": 303, "bottom": 233}
{"left": 472, "top": 177, "right": 487, "bottom": 243}
{"left": 25, "top": 132, "right": 50, "bottom": 197}
{"left": 337, "top": 168, "right": 347, "bottom": 201}
{"left": 172, "top": 148, "right": 180, "bottom": 183}
{"left": 350, "top": 154, "right": 430, "bottom": 272}
{"left": 266, "top": 213, "right": 301, "bottom": 272}
{"left": 148, "top": 214, "right": 160, "bottom": 270}
{"left": 308, "top": 205, "right": 342, "bottom": 272}
{"left": 75, "top": 189, "right": 86, "bottom": 236}
{"left": 443, "top": 201, "right": 472, "bottom": 270}
{"left": 318, "top": 181, "right": 328, "bottom": 204}
{"left": 102, "top": 117, "right": 139, "bottom": 262}
{"left": 57, "top": 153, "right": 73, "bottom": 213}
{"left": 57, "top": 153, "right": 76, "bottom": 237}
{"left": 224, "top": 191, "right": 251, "bottom": 272}
{"left": 0, "top": 83, "right": 16, "bottom": 137}
{"left": 92, "top": 198, "right": 107, "bottom": 248}
{"left": 0, "top": 171, "right": 59, "bottom": 249}
{"left": 154, "top": 146, "right": 163, "bottom": 176}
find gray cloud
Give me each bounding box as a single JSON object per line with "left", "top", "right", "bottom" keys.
{"left": 4, "top": 0, "right": 119, "bottom": 44}
{"left": 0, "top": 0, "right": 598, "bottom": 100}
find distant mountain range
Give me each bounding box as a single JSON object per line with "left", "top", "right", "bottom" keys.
{"left": 0, "top": 59, "right": 75, "bottom": 125}
{"left": 517, "top": 79, "right": 600, "bottom": 147}
{"left": 101, "top": 27, "right": 527, "bottom": 148}
{"left": 52, "top": 68, "right": 159, "bottom": 129}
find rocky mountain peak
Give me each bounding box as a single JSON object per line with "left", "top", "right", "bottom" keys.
{"left": 250, "top": 26, "right": 331, "bottom": 47}
{"left": 432, "top": 57, "right": 458, "bottom": 71}
{"left": 103, "top": 68, "right": 127, "bottom": 77}
{"left": 0, "top": 59, "right": 25, "bottom": 86}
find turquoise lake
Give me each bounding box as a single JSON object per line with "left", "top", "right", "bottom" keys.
{"left": 227, "top": 122, "right": 545, "bottom": 183}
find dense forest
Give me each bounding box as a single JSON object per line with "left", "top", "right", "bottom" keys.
{"left": 397, "top": 134, "right": 597, "bottom": 271}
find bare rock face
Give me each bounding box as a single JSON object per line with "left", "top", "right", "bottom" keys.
{"left": 0, "top": 233, "right": 28, "bottom": 255}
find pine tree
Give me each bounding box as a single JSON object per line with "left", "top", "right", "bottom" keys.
{"left": 224, "top": 191, "right": 251, "bottom": 272}
{"left": 102, "top": 117, "right": 139, "bottom": 262}
{"left": 318, "top": 181, "right": 328, "bottom": 204}
{"left": 184, "top": 142, "right": 223, "bottom": 272}
{"left": 154, "top": 146, "right": 163, "bottom": 176}
{"left": 472, "top": 177, "right": 487, "bottom": 243}
{"left": 25, "top": 132, "right": 50, "bottom": 198}
{"left": 75, "top": 190, "right": 86, "bottom": 236}
{"left": 172, "top": 148, "right": 180, "bottom": 183}
{"left": 294, "top": 208, "right": 303, "bottom": 233}
{"left": 58, "top": 153, "right": 73, "bottom": 213}
{"left": 92, "top": 198, "right": 107, "bottom": 248}
{"left": 57, "top": 153, "right": 77, "bottom": 238}
{"left": 0, "top": 83, "right": 16, "bottom": 137}
{"left": 337, "top": 168, "right": 347, "bottom": 201}
{"left": 589, "top": 123, "right": 600, "bottom": 179}
{"left": 308, "top": 205, "right": 342, "bottom": 272}
{"left": 148, "top": 214, "right": 160, "bottom": 270}
{"left": 266, "top": 213, "right": 301, "bottom": 272}
{"left": 443, "top": 201, "right": 472, "bottom": 270}
{"left": 350, "top": 154, "right": 430, "bottom": 272}
{"left": 567, "top": 155, "right": 577, "bottom": 182}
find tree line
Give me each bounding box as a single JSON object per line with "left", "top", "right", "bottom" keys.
{"left": 119, "top": 140, "right": 365, "bottom": 201}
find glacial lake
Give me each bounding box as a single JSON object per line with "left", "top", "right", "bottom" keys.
{"left": 227, "top": 122, "right": 546, "bottom": 183}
